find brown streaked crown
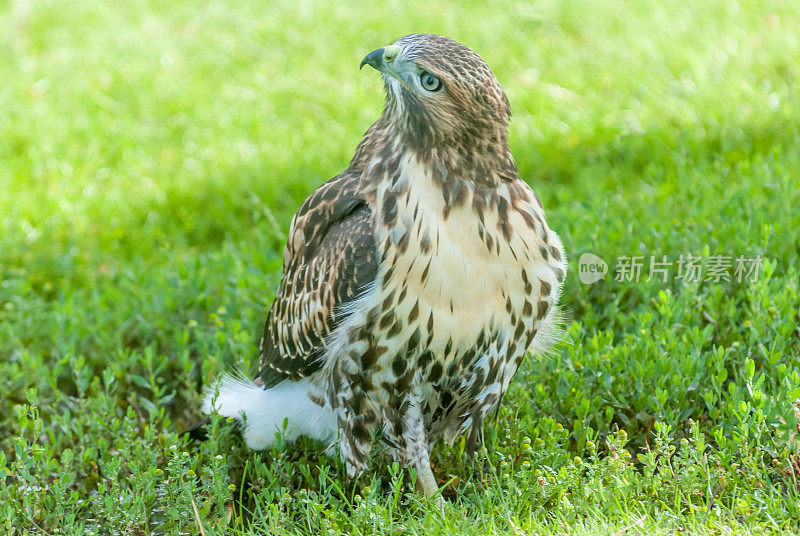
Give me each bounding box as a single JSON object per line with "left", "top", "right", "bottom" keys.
{"left": 386, "top": 33, "right": 511, "bottom": 152}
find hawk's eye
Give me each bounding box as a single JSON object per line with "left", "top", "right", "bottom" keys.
{"left": 419, "top": 71, "right": 443, "bottom": 92}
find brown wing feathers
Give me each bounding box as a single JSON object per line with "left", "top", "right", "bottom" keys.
{"left": 257, "top": 171, "right": 377, "bottom": 388}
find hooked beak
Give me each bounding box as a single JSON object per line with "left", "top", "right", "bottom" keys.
{"left": 360, "top": 44, "right": 410, "bottom": 93}
{"left": 359, "top": 44, "right": 401, "bottom": 72}
{"left": 360, "top": 48, "right": 385, "bottom": 71}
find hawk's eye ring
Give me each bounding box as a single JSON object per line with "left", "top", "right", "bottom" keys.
{"left": 419, "top": 71, "right": 443, "bottom": 92}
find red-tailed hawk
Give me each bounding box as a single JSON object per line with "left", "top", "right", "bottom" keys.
{"left": 204, "top": 33, "right": 566, "bottom": 501}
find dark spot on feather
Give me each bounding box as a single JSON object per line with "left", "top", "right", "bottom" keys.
{"left": 540, "top": 280, "right": 551, "bottom": 297}
{"left": 486, "top": 363, "right": 499, "bottom": 383}
{"left": 514, "top": 320, "right": 525, "bottom": 340}
{"left": 419, "top": 351, "right": 433, "bottom": 369}
{"left": 387, "top": 318, "right": 402, "bottom": 338}
{"left": 441, "top": 391, "right": 453, "bottom": 407}
{"left": 461, "top": 347, "right": 476, "bottom": 367}
{"left": 397, "top": 230, "right": 410, "bottom": 253}
{"left": 361, "top": 345, "right": 387, "bottom": 369}
{"left": 420, "top": 259, "right": 431, "bottom": 284}
{"left": 539, "top": 246, "right": 548, "bottom": 260}
{"left": 383, "top": 195, "right": 397, "bottom": 226}
{"left": 496, "top": 197, "right": 511, "bottom": 241}
{"left": 429, "top": 362, "right": 443, "bottom": 382}
{"left": 353, "top": 423, "right": 370, "bottom": 442}
{"left": 382, "top": 289, "right": 396, "bottom": 312}
{"left": 537, "top": 301, "right": 550, "bottom": 320}
{"left": 485, "top": 232, "right": 494, "bottom": 252}
{"left": 391, "top": 356, "right": 405, "bottom": 377}
{"left": 408, "top": 301, "right": 420, "bottom": 322}
{"left": 521, "top": 269, "right": 533, "bottom": 294}
{"left": 407, "top": 328, "right": 421, "bottom": 352}
{"left": 519, "top": 209, "right": 536, "bottom": 230}
{"left": 352, "top": 392, "right": 365, "bottom": 413}
{"left": 383, "top": 265, "right": 395, "bottom": 284}
{"left": 379, "top": 312, "right": 395, "bottom": 330}
{"left": 476, "top": 329, "right": 486, "bottom": 350}
{"left": 525, "top": 329, "right": 537, "bottom": 347}
{"left": 506, "top": 344, "right": 517, "bottom": 361}
{"left": 522, "top": 301, "right": 533, "bottom": 317}
{"left": 420, "top": 232, "right": 432, "bottom": 253}
{"left": 393, "top": 419, "right": 403, "bottom": 437}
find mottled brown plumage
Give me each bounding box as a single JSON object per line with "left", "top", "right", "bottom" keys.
{"left": 257, "top": 170, "right": 376, "bottom": 387}
{"left": 205, "top": 34, "right": 566, "bottom": 502}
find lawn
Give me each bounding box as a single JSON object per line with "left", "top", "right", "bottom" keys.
{"left": 1, "top": 0, "right": 799, "bottom": 533}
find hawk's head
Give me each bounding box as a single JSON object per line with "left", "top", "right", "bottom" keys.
{"left": 361, "top": 34, "right": 511, "bottom": 155}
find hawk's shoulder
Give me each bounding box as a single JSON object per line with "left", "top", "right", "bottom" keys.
{"left": 258, "top": 170, "right": 377, "bottom": 387}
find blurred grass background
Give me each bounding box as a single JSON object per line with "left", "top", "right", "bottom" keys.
{"left": 3, "top": 0, "right": 797, "bottom": 266}
{"left": 1, "top": 0, "right": 799, "bottom": 533}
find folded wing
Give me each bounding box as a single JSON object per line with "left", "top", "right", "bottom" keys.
{"left": 258, "top": 170, "right": 377, "bottom": 387}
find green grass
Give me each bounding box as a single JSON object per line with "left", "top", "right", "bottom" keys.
{"left": 2, "top": 0, "right": 799, "bottom": 533}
